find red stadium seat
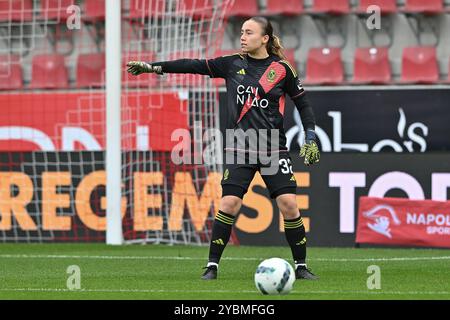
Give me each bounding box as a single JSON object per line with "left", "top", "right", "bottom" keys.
{"left": 83, "top": 0, "right": 105, "bottom": 21}
{"left": 225, "top": 0, "right": 259, "bottom": 18}
{"left": 352, "top": 47, "right": 391, "bottom": 84}
{"left": 128, "top": 0, "right": 166, "bottom": 19}
{"left": 30, "top": 54, "right": 69, "bottom": 89}
{"left": 0, "top": 55, "right": 23, "bottom": 90}
{"left": 123, "top": 51, "right": 158, "bottom": 88}
{"left": 310, "top": 0, "right": 350, "bottom": 14}
{"left": 283, "top": 48, "right": 297, "bottom": 68}
{"left": 176, "top": 0, "right": 213, "bottom": 20}
{"left": 265, "top": 0, "right": 303, "bottom": 16}
{"left": 0, "top": 0, "right": 33, "bottom": 21}
{"left": 403, "top": 0, "right": 443, "bottom": 14}
{"left": 39, "top": 0, "right": 75, "bottom": 20}
{"left": 76, "top": 53, "right": 105, "bottom": 88}
{"left": 356, "top": 0, "right": 397, "bottom": 14}
{"left": 305, "top": 47, "right": 344, "bottom": 85}
{"left": 401, "top": 46, "right": 439, "bottom": 83}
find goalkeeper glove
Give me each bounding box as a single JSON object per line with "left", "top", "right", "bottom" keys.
{"left": 300, "top": 129, "right": 320, "bottom": 166}
{"left": 126, "top": 61, "right": 163, "bottom": 76}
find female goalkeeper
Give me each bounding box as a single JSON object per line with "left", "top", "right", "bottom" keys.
{"left": 127, "top": 16, "right": 320, "bottom": 281}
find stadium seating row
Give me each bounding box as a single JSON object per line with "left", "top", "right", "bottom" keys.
{"left": 228, "top": 0, "right": 450, "bottom": 16}
{"left": 1, "top": 0, "right": 450, "bottom": 23}
{"left": 0, "top": 51, "right": 161, "bottom": 90}
{"left": 0, "top": 0, "right": 214, "bottom": 21}
{"left": 1, "top": 47, "right": 449, "bottom": 90}
{"left": 192, "top": 47, "right": 450, "bottom": 85}
{"left": 304, "top": 46, "right": 446, "bottom": 84}
{"left": 0, "top": 0, "right": 71, "bottom": 21}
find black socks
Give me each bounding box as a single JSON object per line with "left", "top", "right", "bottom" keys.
{"left": 208, "top": 210, "right": 236, "bottom": 265}
{"left": 208, "top": 212, "right": 306, "bottom": 268}
{"left": 284, "top": 216, "right": 307, "bottom": 265}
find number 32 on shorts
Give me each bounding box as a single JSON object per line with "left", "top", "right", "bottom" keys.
{"left": 279, "top": 158, "right": 293, "bottom": 174}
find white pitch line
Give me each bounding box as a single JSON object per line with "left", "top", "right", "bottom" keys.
{"left": 0, "top": 288, "right": 449, "bottom": 295}
{"left": 1, "top": 254, "right": 450, "bottom": 262}
{"left": 313, "top": 256, "right": 450, "bottom": 262}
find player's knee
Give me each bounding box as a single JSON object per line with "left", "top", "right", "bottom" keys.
{"left": 278, "top": 199, "right": 298, "bottom": 218}
{"left": 219, "top": 196, "right": 242, "bottom": 215}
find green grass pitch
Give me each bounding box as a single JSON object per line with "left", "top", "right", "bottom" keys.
{"left": 0, "top": 244, "right": 449, "bottom": 300}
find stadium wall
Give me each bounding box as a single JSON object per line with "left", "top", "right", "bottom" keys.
{"left": 0, "top": 89, "right": 449, "bottom": 246}
{"left": 0, "top": 151, "right": 448, "bottom": 246}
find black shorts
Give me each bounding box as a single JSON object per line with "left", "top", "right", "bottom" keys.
{"left": 221, "top": 152, "right": 297, "bottom": 199}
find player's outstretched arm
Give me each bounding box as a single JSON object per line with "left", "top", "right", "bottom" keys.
{"left": 126, "top": 61, "right": 163, "bottom": 76}
{"left": 300, "top": 129, "right": 320, "bottom": 166}
{"left": 127, "top": 56, "right": 230, "bottom": 78}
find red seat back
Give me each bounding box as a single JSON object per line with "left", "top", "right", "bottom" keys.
{"left": 225, "top": 0, "right": 259, "bottom": 18}
{"left": 353, "top": 47, "right": 391, "bottom": 84}
{"left": 40, "top": 0, "right": 75, "bottom": 20}
{"left": 77, "top": 53, "right": 106, "bottom": 88}
{"left": 403, "top": 0, "right": 443, "bottom": 13}
{"left": 0, "top": 55, "right": 23, "bottom": 90}
{"left": 128, "top": 0, "right": 166, "bottom": 19}
{"left": 282, "top": 48, "right": 297, "bottom": 68}
{"left": 0, "top": 0, "right": 33, "bottom": 21}
{"left": 84, "top": 0, "right": 105, "bottom": 21}
{"left": 176, "top": 0, "right": 213, "bottom": 20}
{"left": 311, "top": 0, "right": 350, "bottom": 14}
{"left": 305, "top": 47, "right": 344, "bottom": 84}
{"left": 401, "top": 46, "right": 439, "bottom": 83}
{"left": 357, "top": 0, "right": 397, "bottom": 14}
{"left": 265, "top": 0, "right": 303, "bottom": 16}
{"left": 30, "top": 54, "right": 69, "bottom": 89}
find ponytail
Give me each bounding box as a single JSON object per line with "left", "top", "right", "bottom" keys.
{"left": 268, "top": 35, "right": 286, "bottom": 60}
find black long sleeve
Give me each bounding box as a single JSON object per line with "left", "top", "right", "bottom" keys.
{"left": 292, "top": 94, "right": 316, "bottom": 131}
{"left": 281, "top": 60, "right": 316, "bottom": 131}
{"left": 151, "top": 59, "right": 211, "bottom": 75}
{"left": 151, "top": 56, "right": 231, "bottom": 78}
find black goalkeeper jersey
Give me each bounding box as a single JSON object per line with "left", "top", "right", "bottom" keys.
{"left": 153, "top": 53, "right": 316, "bottom": 153}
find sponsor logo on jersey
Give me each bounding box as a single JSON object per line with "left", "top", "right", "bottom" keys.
{"left": 236, "top": 85, "right": 269, "bottom": 109}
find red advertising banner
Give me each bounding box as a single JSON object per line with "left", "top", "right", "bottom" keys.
{"left": 0, "top": 92, "right": 188, "bottom": 151}
{"left": 356, "top": 196, "right": 450, "bottom": 248}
